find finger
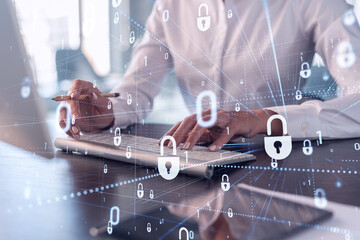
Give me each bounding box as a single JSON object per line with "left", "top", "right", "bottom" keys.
{"left": 182, "top": 122, "right": 208, "bottom": 150}
{"left": 182, "top": 114, "right": 214, "bottom": 150}
{"left": 64, "top": 96, "right": 82, "bottom": 138}
{"left": 198, "top": 130, "right": 213, "bottom": 142}
{"left": 209, "top": 129, "right": 234, "bottom": 152}
{"left": 88, "top": 92, "right": 113, "bottom": 129}
{"left": 171, "top": 114, "right": 198, "bottom": 147}
{"left": 68, "top": 79, "right": 99, "bottom": 100}
{"left": 59, "top": 103, "right": 80, "bottom": 139}
{"left": 158, "top": 121, "right": 181, "bottom": 146}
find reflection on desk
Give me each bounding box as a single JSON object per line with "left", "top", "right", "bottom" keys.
{"left": 0, "top": 124, "right": 360, "bottom": 240}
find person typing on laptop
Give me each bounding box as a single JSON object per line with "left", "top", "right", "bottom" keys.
{"left": 60, "top": 0, "right": 360, "bottom": 152}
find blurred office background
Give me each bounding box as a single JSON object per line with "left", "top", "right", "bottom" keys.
{"left": 13, "top": 0, "right": 189, "bottom": 130}
{"left": 13, "top": 0, "right": 335, "bottom": 134}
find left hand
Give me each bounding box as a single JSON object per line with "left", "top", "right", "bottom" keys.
{"left": 160, "top": 109, "right": 279, "bottom": 151}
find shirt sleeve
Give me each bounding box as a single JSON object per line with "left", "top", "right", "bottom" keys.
{"left": 110, "top": 0, "right": 173, "bottom": 128}
{"left": 268, "top": 0, "right": 360, "bottom": 140}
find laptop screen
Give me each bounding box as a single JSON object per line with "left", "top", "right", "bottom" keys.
{"left": 0, "top": 0, "right": 52, "bottom": 157}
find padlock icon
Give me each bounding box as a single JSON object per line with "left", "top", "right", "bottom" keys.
{"left": 127, "top": 93, "right": 132, "bottom": 105}
{"left": 104, "top": 164, "right": 108, "bottom": 174}
{"left": 126, "top": 146, "right": 131, "bottom": 159}
{"left": 114, "top": 12, "right": 119, "bottom": 24}
{"left": 107, "top": 221, "right": 113, "bottom": 234}
{"left": 314, "top": 188, "right": 327, "bottom": 209}
{"left": 264, "top": 115, "right": 292, "bottom": 160}
{"left": 114, "top": 127, "right": 121, "bottom": 146}
{"left": 137, "top": 183, "right": 144, "bottom": 198}
{"left": 337, "top": 41, "right": 356, "bottom": 68}
{"left": 197, "top": 3, "right": 211, "bottom": 31}
{"left": 227, "top": 10, "right": 233, "bottom": 19}
{"left": 196, "top": 90, "right": 217, "bottom": 128}
{"left": 235, "top": 103, "right": 240, "bottom": 112}
{"left": 343, "top": 9, "right": 356, "bottom": 26}
{"left": 107, "top": 100, "right": 112, "bottom": 110}
{"left": 271, "top": 158, "right": 278, "bottom": 168}
{"left": 109, "top": 206, "right": 120, "bottom": 226}
{"left": 129, "top": 31, "right": 135, "bottom": 44}
{"left": 147, "top": 223, "right": 151, "bottom": 233}
{"left": 295, "top": 90, "right": 302, "bottom": 101}
{"left": 302, "top": 139, "right": 313, "bottom": 155}
{"left": 221, "top": 174, "right": 230, "bottom": 191}
{"left": 228, "top": 208, "right": 233, "bottom": 218}
{"left": 300, "top": 62, "right": 311, "bottom": 79}
{"left": 149, "top": 189, "right": 154, "bottom": 199}
{"left": 179, "top": 227, "right": 189, "bottom": 240}
{"left": 158, "top": 136, "right": 180, "bottom": 180}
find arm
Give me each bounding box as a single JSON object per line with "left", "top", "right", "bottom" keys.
{"left": 268, "top": 0, "right": 360, "bottom": 139}
{"left": 110, "top": 0, "right": 173, "bottom": 127}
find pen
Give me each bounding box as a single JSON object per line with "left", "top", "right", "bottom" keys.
{"left": 51, "top": 93, "right": 120, "bottom": 101}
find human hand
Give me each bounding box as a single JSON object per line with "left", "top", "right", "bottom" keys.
{"left": 160, "top": 109, "right": 281, "bottom": 152}
{"left": 59, "top": 79, "right": 115, "bottom": 139}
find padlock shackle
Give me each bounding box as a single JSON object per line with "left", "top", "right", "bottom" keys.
{"left": 303, "top": 139, "right": 311, "bottom": 147}
{"left": 198, "top": 3, "right": 209, "bottom": 17}
{"left": 114, "top": 127, "right": 121, "bottom": 136}
{"left": 301, "top": 62, "right": 310, "bottom": 69}
{"left": 138, "top": 183, "right": 143, "bottom": 190}
{"left": 266, "top": 114, "right": 288, "bottom": 136}
{"left": 127, "top": 146, "right": 131, "bottom": 151}
{"left": 109, "top": 206, "right": 120, "bottom": 225}
{"left": 222, "top": 174, "right": 229, "bottom": 182}
{"left": 160, "top": 135, "right": 177, "bottom": 156}
{"left": 196, "top": 90, "right": 217, "bottom": 128}
{"left": 179, "top": 227, "right": 189, "bottom": 240}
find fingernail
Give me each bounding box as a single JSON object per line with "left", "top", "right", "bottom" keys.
{"left": 92, "top": 92, "right": 98, "bottom": 100}
{"left": 183, "top": 142, "right": 190, "bottom": 150}
{"left": 167, "top": 141, "right": 173, "bottom": 148}
{"left": 72, "top": 126, "right": 79, "bottom": 134}
{"left": 209, "top": 145, "right": 217, "bottom": 151}
{"left": 71, "top": 93, "right": 76, "bottom": 99}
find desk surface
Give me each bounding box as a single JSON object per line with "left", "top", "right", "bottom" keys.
{"left": 1, "top": 124, "right": 359, "bottom": 239}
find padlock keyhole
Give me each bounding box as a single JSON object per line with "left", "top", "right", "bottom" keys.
{"left": 274, "top": 141, "right": 282, "bottom": 154}
{"left": 202, "top": 20, "right": 206, "bottom": 27}
{"left": 165, "top": 161, "right": 172, "bottom": 174}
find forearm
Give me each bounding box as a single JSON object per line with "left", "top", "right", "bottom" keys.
{"left": 267, "top": 94, "right": 360, "bottom": 140}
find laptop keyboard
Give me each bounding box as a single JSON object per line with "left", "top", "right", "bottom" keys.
{"left": 79, "top": 133, "right": 255, "bottom": 165}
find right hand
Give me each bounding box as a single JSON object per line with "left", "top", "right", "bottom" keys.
{"left": 59, "top": 79, "right": 115, "bottom": 139}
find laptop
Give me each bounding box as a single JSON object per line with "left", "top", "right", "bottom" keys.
{"left": 0, "top": 0, "right": 52, "bottom": 157}
{"left": 1, "top": 0, "right": 255, "bottom": 177}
